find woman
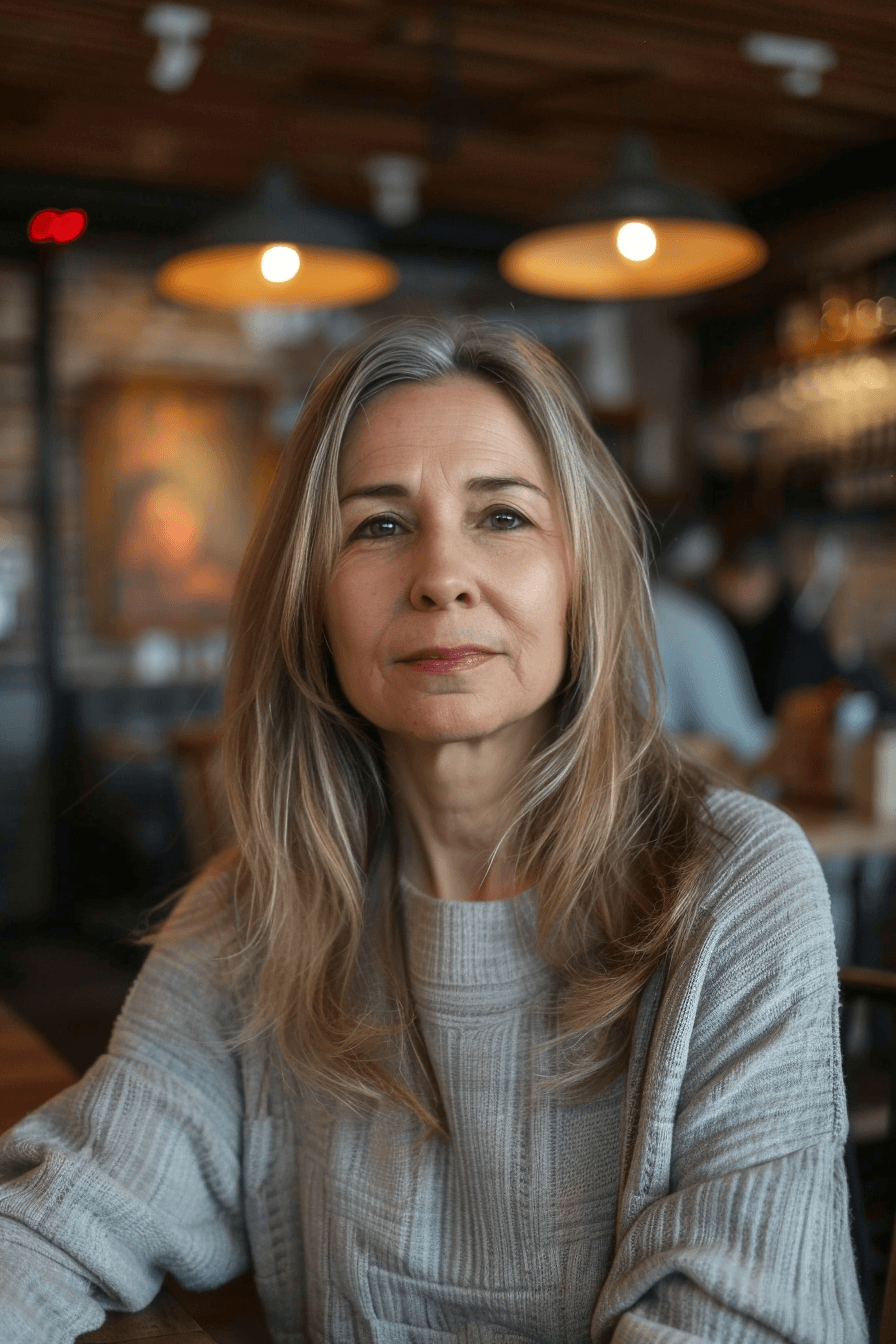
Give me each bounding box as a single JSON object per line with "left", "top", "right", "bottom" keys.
{"left": 0, "top": 320, "right": 865, "bottom": 1342}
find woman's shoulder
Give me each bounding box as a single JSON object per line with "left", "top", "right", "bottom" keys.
{"left": 82, "top": 869, "right": 249, "bottom": 1142}
{"left": 703, "top": 785, "right": 814, "bottom": 861}
{"left": 694, "top": 786, "right": 835, "bottom": 966}
{"left": 148, "top": 850, "right": 239, "bottom": 953}
{"left": 116, "top": 860, "right": 241, "bottom": 1029}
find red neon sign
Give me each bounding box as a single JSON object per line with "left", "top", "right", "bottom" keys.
{"left": 28, "top": 208, "right": 88, "bottom": 244}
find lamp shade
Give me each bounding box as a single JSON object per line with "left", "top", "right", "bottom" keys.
{"left": 499, "top": 133, "right": 768, "bottom": 300}
{"left": 155, "top": 163, "right": 400, "bottom": 309}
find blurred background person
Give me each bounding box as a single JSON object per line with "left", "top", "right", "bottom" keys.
{"left": 651, "top": 516, "right": 777, "bottom": 778}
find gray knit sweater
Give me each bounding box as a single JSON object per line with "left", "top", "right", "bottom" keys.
{"left": 0, "top": 790, "right": 868, "bottom": 1342}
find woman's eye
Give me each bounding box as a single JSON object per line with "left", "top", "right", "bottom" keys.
{"left": 353, "top": 508, "right": 529, "bottom": 540}
{"left": 488, "top": 509, "right": 528, "bottom": 530}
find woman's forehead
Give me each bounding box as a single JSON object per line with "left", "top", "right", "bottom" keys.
{"left": 339, "top": 375, "right": 547, "bottom": 479}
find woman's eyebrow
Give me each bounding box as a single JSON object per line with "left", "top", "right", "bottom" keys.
{"left": 339, "top": 476, "right": 550, "bottom": 504}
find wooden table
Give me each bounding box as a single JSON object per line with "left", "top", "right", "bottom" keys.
{"left": 787, "top": 806, "right": 896, "bottom": 968}
{"left": 0, "top": 998, "right": 78, "bottom": 1133}
{"left": 0, "top": 1001, "right": 214, "bottom": 1341}
{"left": 78, "top": 1289, "right": 213, "bottom": 1342}
{"left": 787, "top": 807, "right": 896, "bottom": 862}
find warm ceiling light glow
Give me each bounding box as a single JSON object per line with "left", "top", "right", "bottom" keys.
{"left": 616, "top": 221, "right": 657, "bottom": 262}
{"left": 499, "top": 132, "right": 768, "bottom": 300}
{"left": 157, "top": 244, "right": 398, "bottom": 309}
{"left": 500, "top": 220, "right": 767, "bottom": 300}
{"left": 155, "top": 163, "right": 400, "bottom": 310}
{"left": 260, "top": 245, "right": 300, "bottom": 283}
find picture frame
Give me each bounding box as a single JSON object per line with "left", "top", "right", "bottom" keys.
{"left": 80, "top": 373, "right": 273, "bottom": 638}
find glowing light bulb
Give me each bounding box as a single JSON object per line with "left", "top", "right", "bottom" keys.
{"left": 260, "top": 245, "right": 300, "bottom": 283}
{"left": 615, "top": 221, "right": 657, "bottom": 262}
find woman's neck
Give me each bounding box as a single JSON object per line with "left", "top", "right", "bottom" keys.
{"left": 382, "top": 714, "right": 551, "bottom": 902}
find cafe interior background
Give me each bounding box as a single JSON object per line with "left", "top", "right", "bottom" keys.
{"left": 1, "top": 0, "right": 896, "bottom": 1333}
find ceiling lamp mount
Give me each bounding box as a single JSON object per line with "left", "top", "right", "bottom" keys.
{"left": 741, "top": 32, "right": 838, "bottom": 99}
{"left": 363, "top": 153, "right": 429, "bottom": 229}
{"left": 143, "top": 4, "right": 211, "bottom": 94}
{"left": 499, "top": 131, "right": 768, "bottom": 301}
{"left": 155, "top": 162, "right": 400, "bottom": 310}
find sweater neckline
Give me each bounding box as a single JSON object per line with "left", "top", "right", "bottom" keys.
{"left": 398, "top": 876, "right": 552, "bottom": 1004}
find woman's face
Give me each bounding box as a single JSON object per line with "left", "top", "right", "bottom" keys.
{"left": 323, "top": 375, "right": 573, "bottom": 746}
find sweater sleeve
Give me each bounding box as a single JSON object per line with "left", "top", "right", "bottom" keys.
{"left": 0, "top": 889, "right": 251, "bottom": 1344}
{"left": 593, "top": 792, "right": 868, "bottom": 1344}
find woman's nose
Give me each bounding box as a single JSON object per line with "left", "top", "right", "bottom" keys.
{"left": 407, "top": 525, "right": 481, "bottom": 609}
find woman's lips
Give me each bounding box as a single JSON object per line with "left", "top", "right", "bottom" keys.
{"left": 401, "top": 650, "right": 496, "bottom": 675}
{"left": 402, "top": 646, "right": 495, "bottom": 660}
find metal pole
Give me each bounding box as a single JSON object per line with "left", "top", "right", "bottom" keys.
{"left": 32, "top": 245, "right": 70, "bottom": 930}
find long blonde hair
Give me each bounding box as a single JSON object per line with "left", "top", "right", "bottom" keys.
{"left": 155, "top": 318, "right": 716, "bottom": 1137}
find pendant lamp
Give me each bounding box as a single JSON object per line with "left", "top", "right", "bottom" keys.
{"left": 499, "top": 132, "right": 768, "bottom": 300}
{"left": 155, "top": 162, "right": 400, "bottom": 309}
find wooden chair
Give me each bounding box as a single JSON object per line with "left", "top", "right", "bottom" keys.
{"left": 839, "top": 967, "right": 896, "bottom": 1343}
{"left": 671, "top": 733, "right": 751, "bottom": 789}
{"left": 168, "top": 723, "right": 233, "bottom": 871}
{"left": 770, "top": 679, "right": 846, "bottom": 808}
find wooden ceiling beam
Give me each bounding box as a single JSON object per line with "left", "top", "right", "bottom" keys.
{"left": 0, "top": 0, "right": 894, "bottom": 235}
{"left": 0, "top": 85, "right": 863, "bottom": 218}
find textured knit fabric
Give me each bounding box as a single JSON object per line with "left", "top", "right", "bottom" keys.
{"left": 0, "top": 789, "right": 867, "bottom": 1342}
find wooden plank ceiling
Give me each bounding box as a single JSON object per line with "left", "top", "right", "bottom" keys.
{"left": 1, "top": 0, "right": 895, "bottom": 230}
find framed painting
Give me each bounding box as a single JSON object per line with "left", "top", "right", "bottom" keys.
{"left": 80, "top": 374, "right": 273, "bottom": 637}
